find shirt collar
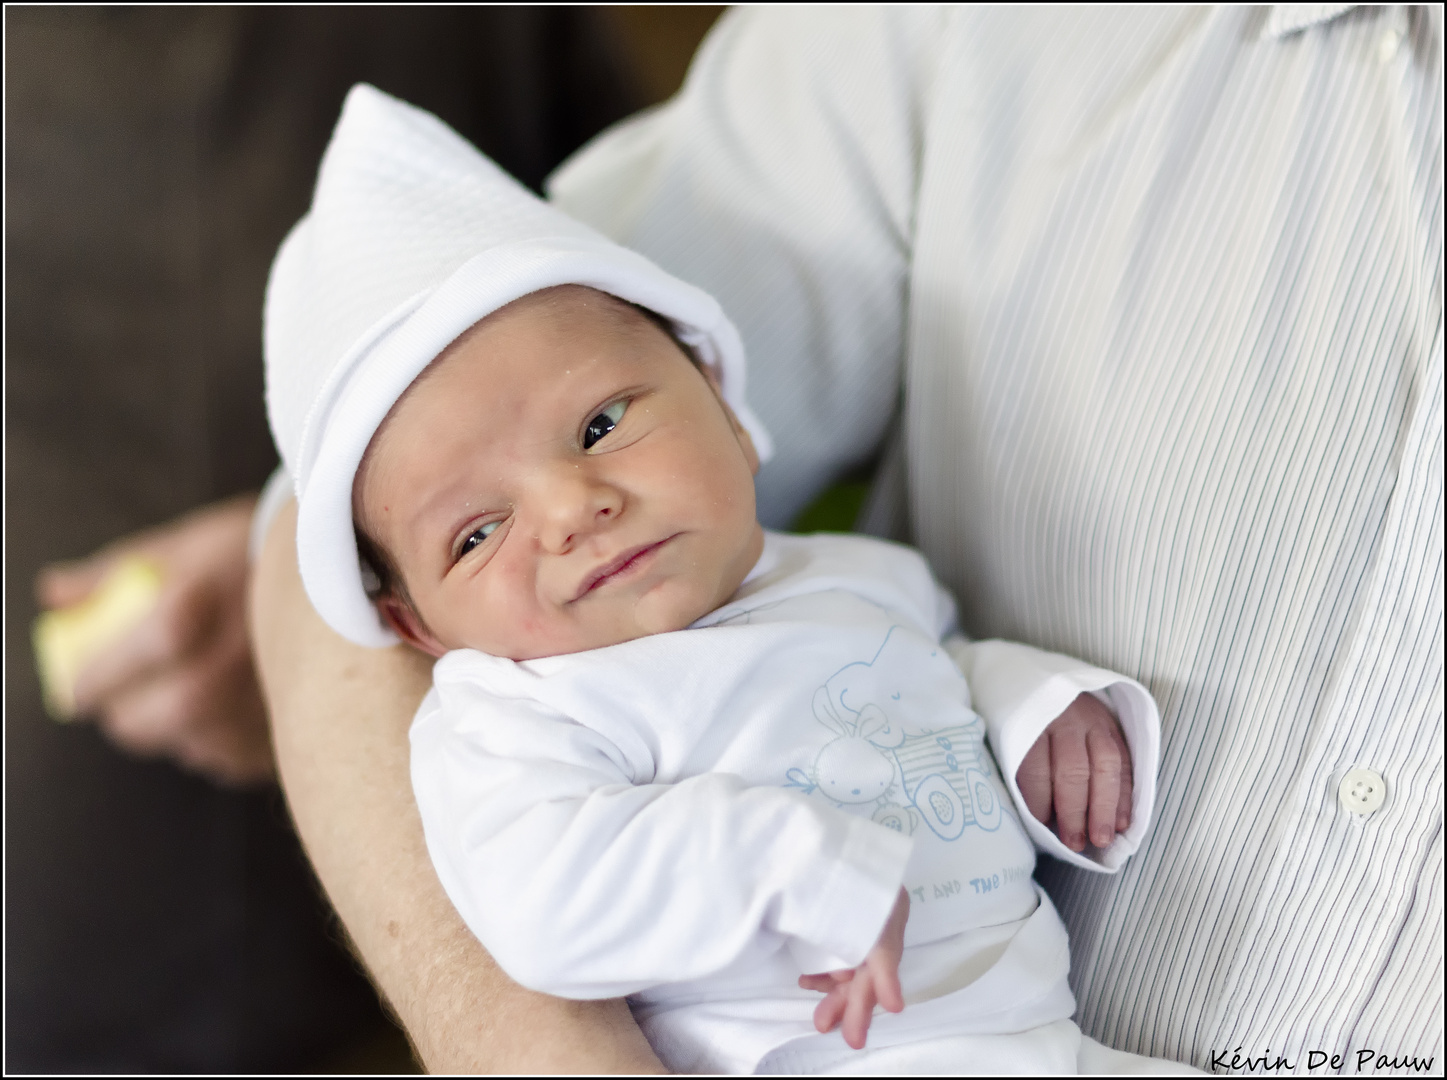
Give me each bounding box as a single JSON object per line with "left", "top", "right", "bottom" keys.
{"left": 1260, "top": 4, "right": 1358, "bottom": 39}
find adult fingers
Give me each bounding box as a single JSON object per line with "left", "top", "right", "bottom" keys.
{"left": 1050, "top": 724, "right": 1091, "bottom": 852}
{"left": 1015, "top": 736, "right": 1054, "bottom": 826}
{"left": 170, "top": 662, "right": 274, "bottom": 787}
{"left": 34, "top": 514, "right": 179, "bottom": 610}
{"left": 35, "top": 556, "right": 115, "bottom": 610}
{"left": 1085, "top": 724, "right": 1124, "bottom": 849}
{"left": 172, "top": 717, "right": 274, "bottom": 787}
{"left": 70, "top": 577, "right": 213, "bottom": 713}
{"left": 92, "top": 634, "right": 229, "bottom": 758}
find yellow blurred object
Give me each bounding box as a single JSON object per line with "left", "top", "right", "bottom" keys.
{"left": 33, "top": 555, "right": 164, "bottom": 719}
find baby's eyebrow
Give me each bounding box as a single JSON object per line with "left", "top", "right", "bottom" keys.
{"left": 401, "top": 480, "right": 489, "bottom": 567}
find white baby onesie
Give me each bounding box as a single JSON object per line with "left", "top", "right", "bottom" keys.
{"left": 411, "top": 531, "right": 1162, "bottom": 1073}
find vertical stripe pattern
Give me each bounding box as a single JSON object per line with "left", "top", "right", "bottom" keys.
{"left": 910, "top": 8, "right": 1443, "bottom": 1069}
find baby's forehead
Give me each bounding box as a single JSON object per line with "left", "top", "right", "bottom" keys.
{"left": 356, "top": 287, "right": 664, "bottom": 490}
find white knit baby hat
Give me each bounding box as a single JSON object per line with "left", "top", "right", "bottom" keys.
{"left": 265, "top": 84, "right": 772, "bottom": 647}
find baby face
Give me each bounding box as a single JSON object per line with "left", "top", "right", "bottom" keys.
{"left": 354, "top": 286, "right": 764, "bottom": 660}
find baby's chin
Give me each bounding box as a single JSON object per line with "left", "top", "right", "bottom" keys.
{"left": 452, "top": 597, "right": 723, "bottom": 661}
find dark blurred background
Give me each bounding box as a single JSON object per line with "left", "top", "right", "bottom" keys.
{"left": 4, "top": 7, "right": 722, "bottom": 1072}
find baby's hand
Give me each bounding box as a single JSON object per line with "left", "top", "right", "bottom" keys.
{"left": 797, "top": 887, "right": 909, "bottom": 1050}
{"left": 1016, "top": 692, "right": 1133, "bottom": 852}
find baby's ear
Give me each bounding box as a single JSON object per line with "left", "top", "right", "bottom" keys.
{"left": 377, "top": 594, "right": 447, "bottom": 659}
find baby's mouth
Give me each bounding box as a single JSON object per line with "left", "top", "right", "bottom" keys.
{"left": 571, "top": 536, "right": 676, "bottom": 602}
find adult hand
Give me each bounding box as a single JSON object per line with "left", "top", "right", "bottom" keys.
{"left": 34, "top": 493, "right": 273, "bottom": 786}
{"left": 798, "top": 887, "right": 909, "bottom": 1050}
{"left": 1016, "top": 691, "right": 1133, "bottom": 852}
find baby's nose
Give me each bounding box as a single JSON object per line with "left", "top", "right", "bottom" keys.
{"left": 535, "top": 465, "right": 623, "bottom": 553}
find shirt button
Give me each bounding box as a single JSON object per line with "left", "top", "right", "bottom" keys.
{"left": 1377, "top": 28, "right": 1402, "bottom": 63}
{"left": 1339, "top": 768, "right": 1387, "bottom": 815}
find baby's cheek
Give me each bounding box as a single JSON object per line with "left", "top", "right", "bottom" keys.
{"left": 458, "top": 581, "right": 540, "bottom": 652}
{"left": 514, "top": 609, "right": 561, "bottom": 647}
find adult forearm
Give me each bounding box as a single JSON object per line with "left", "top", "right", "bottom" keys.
{"left": 248, "top": 498, "right": 664, "bottom": 1073}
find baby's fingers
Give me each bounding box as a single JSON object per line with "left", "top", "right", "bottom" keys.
{"left": 840, "top": 970, "right": 879, "bottom": 1050}
{"left": 872, "top": 959, "right": 904, "bottom": 1016}
{"left": 1113, "top": 723, "right": 1133, "bottom": 834}
{"left": 1085, "top": 725, "right": 1124, "bottom": 849}
{"left": 1015, "top": 736, "right": 1054, "bottom": 826}
{"left": 798, "top": 970, "right": 852, "bottom": 994}
{"left": 1050, "top": 725, "right": 1091, "bottom": 851}
{"left": 811, "top": 982, "right": 850, "bottom": 1035}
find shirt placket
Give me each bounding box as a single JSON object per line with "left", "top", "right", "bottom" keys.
{"left": 1210, "top": 272, "right": 1443, "bottom": 1071}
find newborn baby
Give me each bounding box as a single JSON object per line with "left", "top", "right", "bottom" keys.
{"left": 265, "top": 86, "right": 1194, "bottom": 1075}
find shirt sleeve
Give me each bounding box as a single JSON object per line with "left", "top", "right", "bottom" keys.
{"left": 409, "top": 672, "right": 912, "bottom": 999}
{"left": 548, "top": 7, "right": 950, "bottom": 528}
{"left": 943, "top": 636, "right": 1161, "bottom": 873}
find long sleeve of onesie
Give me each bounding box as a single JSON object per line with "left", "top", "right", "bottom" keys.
{"left": 410, "top": 666, "right": 912, "bottom": 999}
{"left": 947, "top": 637, "right": 1160, "bottom": 872}
{"left": 920, "top": 570, "right": 1159, "bottom": 873}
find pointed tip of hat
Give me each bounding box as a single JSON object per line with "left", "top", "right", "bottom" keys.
{"left": 328, "top": 82, "right": 516, "bottom": 189}
{"left": 336, "top": 83, "right": 448, "bottom": 141}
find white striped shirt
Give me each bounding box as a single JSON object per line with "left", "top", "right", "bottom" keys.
{"left": 550, "top": 6, "right": 1443, "bottom": 1071}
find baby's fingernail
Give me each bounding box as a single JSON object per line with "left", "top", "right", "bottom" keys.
{"left": 1093, "top": 829, "right": 1112, "bottom": 847}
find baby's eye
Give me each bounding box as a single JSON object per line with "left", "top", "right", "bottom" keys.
{"left": 458, "top": 520, "right": 500, "bottom": 558}
{"left": 582, "top": 400, "right": 628, "bottom": 450}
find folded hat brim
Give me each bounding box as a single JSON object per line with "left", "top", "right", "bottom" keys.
{"left": 296, "top": 235, "right": 772, "bottom": 647}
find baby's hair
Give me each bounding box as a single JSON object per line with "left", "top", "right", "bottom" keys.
{"left": 356, "top": 525, "right": 407, "bottom": 604}
{"left": 632, "top": 303, "right": 703, "bottom": 369}
{"left": 354, "top": 294, "right": 701, "bottom": 612}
